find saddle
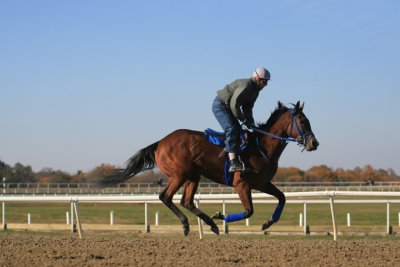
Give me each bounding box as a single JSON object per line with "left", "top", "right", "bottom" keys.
{"left": 204, "top": 128, "right": 226, "bottom": 147}
{"left": 204, "top": 128, "right": 249, "bottom": 156}
{"left": 204, "top": 128, "right": 250, "bottom": 186}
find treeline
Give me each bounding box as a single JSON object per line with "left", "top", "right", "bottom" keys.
{"left": 0, "top": 160, "right": 399, "bottom": 184}
{"left": 0, "top": 160, "right": 163, "bottom": 184}
{"left": 274, "top": 165, "right": 399, "bottom": 183}
{"left": 0, "top": 161, "right": 115, "bottom": 184}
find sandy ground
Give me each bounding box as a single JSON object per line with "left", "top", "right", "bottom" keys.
{"left": 1, "top": 232, "right": 400, "bottom": 267}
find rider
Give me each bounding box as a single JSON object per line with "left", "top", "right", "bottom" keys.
{"left": 212, "top": 67, "right": 271, "bottom": 172}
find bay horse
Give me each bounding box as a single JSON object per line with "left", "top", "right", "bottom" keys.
{"left": 99, "top": 101, "right": 319, "bottom": 235}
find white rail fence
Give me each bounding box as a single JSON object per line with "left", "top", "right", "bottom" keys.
{"left": 1, "top": 191, "right": 400, "bottom": 240}
{"left": 3, "top": 181, "right": 400, "bottom": 194}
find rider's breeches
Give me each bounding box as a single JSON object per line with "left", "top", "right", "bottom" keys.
{"left": 212, "top": 97, "right": 240, "bottom": 153}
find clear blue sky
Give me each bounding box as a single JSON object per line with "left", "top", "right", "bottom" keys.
{"left": 1, "top": 0, "right": 399, "bottom": 174}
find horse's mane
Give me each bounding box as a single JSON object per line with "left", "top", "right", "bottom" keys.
{"left": 258, "top": 101, "right": 289, "bottom": 130}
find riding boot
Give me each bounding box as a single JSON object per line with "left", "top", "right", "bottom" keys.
{"left": 228, "top": 158, "right": 244, "bottom": 172}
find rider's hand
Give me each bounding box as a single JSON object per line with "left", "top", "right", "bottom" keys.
{"left": 240, "top": 120, "right": 254, "bottom": 132}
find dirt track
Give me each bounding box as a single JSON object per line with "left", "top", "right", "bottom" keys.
{"left": 1, "top": 232, "right": 400, "bottom": 266}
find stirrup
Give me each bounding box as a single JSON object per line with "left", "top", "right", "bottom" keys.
{"left": 229, "top": 160, "right": 245, "bottom": 172}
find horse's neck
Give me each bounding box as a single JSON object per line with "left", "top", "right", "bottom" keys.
{"left": 262, "top": 118, "right": 289, "bottom": 161}
{"left": 262, "top": 136, "right": 287, "bottom": 161}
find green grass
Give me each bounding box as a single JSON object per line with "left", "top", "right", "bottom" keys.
{"left": 2, "top": 202, "right": 400, "bottom": 227}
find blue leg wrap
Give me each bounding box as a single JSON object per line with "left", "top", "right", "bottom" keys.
{"left": 224, "top": 212, "right": 246, "bottom": 222}
{"left": 271, "top": 204, "right": 285, "bottom": 222}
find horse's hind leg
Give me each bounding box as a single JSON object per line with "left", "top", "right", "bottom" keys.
{"left": 180, "top": 180, "right": 220, "bottom": 235}
{"left": 159, "top": 178, "right": 190, "bottom": 236}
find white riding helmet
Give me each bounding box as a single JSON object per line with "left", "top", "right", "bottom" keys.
{"left": 252, "top": 67, "right": 271, "bottom": 80}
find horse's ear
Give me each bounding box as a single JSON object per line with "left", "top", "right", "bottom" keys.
{"left": 278, "top": 101, "right": 283, "bottom": 108}
{"left": 295, "top": 101, "right": 300, "bottom": 110}
{"left": 300, "top": 102, "right": 304, "bottom": 111}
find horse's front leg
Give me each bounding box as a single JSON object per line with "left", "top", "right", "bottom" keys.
{"left": 258, "top": 182, "right": 286, "bottom": 230}
{"left": 212, "top": 180, "right": 254, "bottom": 223}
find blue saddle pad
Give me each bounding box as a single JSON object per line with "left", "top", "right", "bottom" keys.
{"left": 204, "top": 128, "right": 225, "bottom": 146}
{"left": 204, "top": 128, "right": 248, "bottom": 186}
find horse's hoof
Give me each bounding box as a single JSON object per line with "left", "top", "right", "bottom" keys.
{"left": 210, "top": 226, "right": 220, "bottom": 235}
{"left": 261, "top": 220, "right": 274, "bottom": 231}
{"left": 211, "top": 212, "right": 224, "bottom": 220}
{"left": 183, "top": 224, "right": 190, "bottom": 236}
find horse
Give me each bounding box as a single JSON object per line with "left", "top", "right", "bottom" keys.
{"left": 99, "top": 101, "right": 319, "bottom": 235}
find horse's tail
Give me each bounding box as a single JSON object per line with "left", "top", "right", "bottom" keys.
{"left": 98, "top": 141, "right": 159, "bottom": 187}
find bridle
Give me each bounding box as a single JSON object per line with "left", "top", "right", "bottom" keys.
{"left": 251, "top": 108, "right": 313, "bottom": 160}
{"left": 288, "top": 109, "right": 313, "bottom": 145}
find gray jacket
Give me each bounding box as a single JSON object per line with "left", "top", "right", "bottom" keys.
{"left": 216, "top": 78, "right": 260, "bottom": 123}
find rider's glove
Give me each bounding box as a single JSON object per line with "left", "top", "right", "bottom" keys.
{"left": 240, "top": 120, "right": 254, "bottom": 132}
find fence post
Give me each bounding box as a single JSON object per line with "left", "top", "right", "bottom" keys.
{"left": 2, "top": 177, "right": 6, "bottom": 230}
{"left": 347, "top": 213, "right": 351, "bottom": 227}
{"left": 71, "top": 202, "right": 76, "bottom": 233}
{"left": 329, "top": 197, "right": 338, "bottom": 241}
{"left": 72, "top": 201, "right": 82, "bottom": 239}
{"left": 66, "top": 211, "right": 70, "bottom": 225}
{"left": 110, "top": 210, "right": 114, "bottom": 225}
{"left": 155, "top": 211, "right": 159, "bottom": 226}
{"left": 299, "top": 213, "right": 303, "bottom": 227}
{"left": 2, "top": 202, "right": 5, "bottom": 230}
{"left": 195, "top": 200, "right": 203, "bottom": 240}
{"left": 223, "top": 200, "right": 228, "bottom": 234}
{"left": 387, "top": 202, "right": 392, "bottom": 235}
{"left": 398, "top": 212, "right": 400, "bottom": 227}
{"left": 28, "top": 213, "right": 31, "bottom": 224}
{"left": 303, "top": 202, "right": 307, "bottom": 235}
{"left": 144, "top": 202, "right": 150, "bottom": 233}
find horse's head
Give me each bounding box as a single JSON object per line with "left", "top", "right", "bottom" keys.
{"left": 258, "top": 101, "right": 319, "bottom": 152}
{"left": 286, "top": 101, "right": 319, "bottom": 151}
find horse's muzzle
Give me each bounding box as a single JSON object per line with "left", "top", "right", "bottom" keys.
{"left": 304, "top": 135, "right": 319, "bottom": 151}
